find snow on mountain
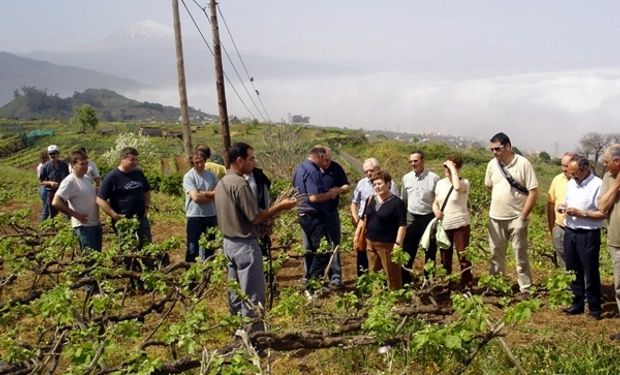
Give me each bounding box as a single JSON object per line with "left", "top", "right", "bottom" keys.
{"left": 77, "top": 20, "right": 174, "bottom": 51}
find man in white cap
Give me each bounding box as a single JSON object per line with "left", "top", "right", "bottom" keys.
{"left": 39, "top": 144, "right": 69, "bottom": 221}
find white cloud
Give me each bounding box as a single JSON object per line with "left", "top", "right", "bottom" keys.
{"left": 123, "top": 68, "right": 620, "bottom": 154}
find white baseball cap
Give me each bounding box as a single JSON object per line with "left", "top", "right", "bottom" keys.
{"left": 47, "top": 145, "right": 59, "bottom": 153}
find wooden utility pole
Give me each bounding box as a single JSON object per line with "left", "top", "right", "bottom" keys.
{"left": 172, "top": 0, "right": 193, "bottom": 157}
{"left": 210, "top": 0, "right": 231, "bottom": 162}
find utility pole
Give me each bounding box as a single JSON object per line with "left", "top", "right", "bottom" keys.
{"left": 210, "top": 0, "right": 231, "bottom": 163}
{"left": 172, "top": 0, "right": 193, "bottom": 157}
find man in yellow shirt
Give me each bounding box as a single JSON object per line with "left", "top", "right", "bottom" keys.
{"left": 546, "top": 152, "right": 575, "bottom": 269}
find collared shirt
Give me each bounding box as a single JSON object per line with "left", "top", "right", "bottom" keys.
{"left": 485, "top": 154, "right": 538, "bottom": 220}
{"left": 292, "top": 159, "right": 329, "bottom": 214}
{"left": 352, "top": 177, "right": 399, "bottom": 216}
{"left": 401, "top": 169, "right": 439, "bottom": 215}
{"left": 565, "top": 172, "right": 603, "bottom": 230}
{"left": 320, "top": 161, "right": 349, "bottom": 213}
{"left": 548, "top": 172, "right": 569, "bottom": 226}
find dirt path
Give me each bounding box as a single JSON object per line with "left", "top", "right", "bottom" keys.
{"left": 338, "top": 150, "right": 364, "bottom": 173}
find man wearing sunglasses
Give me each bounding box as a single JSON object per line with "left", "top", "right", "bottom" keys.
{"left": 485, "top": 132, "right": 538, "bottom": 293}
{"left": 39, "top": 144, "right": 69, "bottom": 221}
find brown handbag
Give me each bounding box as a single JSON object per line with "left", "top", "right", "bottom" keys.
{"left": 354, "top": 196, "right": 372, "bottom": 252}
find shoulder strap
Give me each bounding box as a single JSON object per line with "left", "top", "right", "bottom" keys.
{"left": 497, "top": 158, "right": 529, "bottom": 195}
{"left": 440, "top": 185, "right": 454, "bottom": 212}
{"left": 361, "top": 195, "right": 373, "bottom": 219}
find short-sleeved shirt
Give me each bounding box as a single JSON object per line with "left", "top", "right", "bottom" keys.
{"left": 565, "top": 172, "right": 603, "bottom": 230}
{"left": 401, "top": 169, "right": 439, "bottom": 215}
{"left": 548, "top": 173, "right": 569, "bottom": 226}
{"left": 352, "top": 177, "right": 399, "bottom": 216}
{"left": 601, "top": 171, "right": 620, "bottom": 246}
{"left": 320, "top": 161, "right": 349, "bottom": 212}
{"left": 365, "top": 194, "right": 407, "bottom": 243}
{"left": 55, "top": 174, "right": 100, "bottom": 227}
{"left": 485, "top": 154, "right": 538, "bottom": 220}
{"left": 98, "top": 168, "right": 150, "bottom": 218}
{"left": 69, "top": 160, "right": 101, "bottom": 182}
{"left": 183, "top": 168, "right": 218, "bottom": 217}
{"left": 214, "top": 172, "right": 260, "bottom": 239}
{"left": 293, "top": 159, "right": 329, "bottom": 214}
{"left": 435, "top": 177, "right": 470, "bottom": 230}
{"left": 39, "top": 160, "right": 70, "bottom": 191}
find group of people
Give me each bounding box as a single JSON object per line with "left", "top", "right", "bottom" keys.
{"left": 547, "top": 145, "right": 620, "bottom": 331}
{"left": 34, "top": 134, "right": 620, "bottom": 337}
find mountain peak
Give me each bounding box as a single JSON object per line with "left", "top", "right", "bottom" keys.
{"left": 80, "top": 20, "right": 174, "bottom": 51}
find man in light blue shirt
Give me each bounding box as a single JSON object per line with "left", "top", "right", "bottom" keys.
{"left": 183, "top": 151, "right": 218, "bottom": 262}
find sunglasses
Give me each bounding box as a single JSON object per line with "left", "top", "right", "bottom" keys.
{"left": 490, "top": 145, "right": 504, "bottom": 152}
{"left": 48, "top": 152, "right": 59, "bottom": 155}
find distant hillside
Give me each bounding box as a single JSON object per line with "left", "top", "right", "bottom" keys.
{"left": 0, "top": 51, "right": 149, "bottom": 106}
{"left": 0, "top": 87, "right": 215, "bottom": 122}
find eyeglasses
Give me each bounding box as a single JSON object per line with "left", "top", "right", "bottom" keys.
{"left": 490, "top": 145, "right": 504, "bottom": 152}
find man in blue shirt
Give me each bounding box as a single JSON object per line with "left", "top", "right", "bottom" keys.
{"left": 293, "top": 146, "right": 340, "bottom": 294}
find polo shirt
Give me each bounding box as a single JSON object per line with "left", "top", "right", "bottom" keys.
{"left": 548, "top": 172, "right": 569, "bottom": 226}
{"left": 401, "top": 169, "right": 438, "bottom": 215}
{"left": 292, "top": 159, "right": 329, "bottom": 214}
{"left": 601, "top": 171, "right": 620, "bottom": 246}
{"left": 214, "top": 172, "right": 260, "bottom": 239}
{"left": 565, "top": 172, "right": 603, "bottom": 230}
{"left": 485, "top": 154, "right": 538, "bottom": 220}
{"left": 320, "top": 161, "right": 349, "bottom": 212}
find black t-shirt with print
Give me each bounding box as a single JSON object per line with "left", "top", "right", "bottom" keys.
{"left": 98, "top": 168, "right": 150, "bottom": 218}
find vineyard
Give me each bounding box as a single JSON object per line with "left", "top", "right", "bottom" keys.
{"left": 1, "top": 122, "right": 620, "bottom": 374}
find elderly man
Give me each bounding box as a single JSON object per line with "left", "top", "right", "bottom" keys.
{"left": 39, "top": 144, "right": 69, "bottom": 221}
{"left": 547, "top": 152, "right": 575, "bottom": 268}
{"left": 214, "top": 142, "right": 296, "bottom": 330}
{"left": 485, "top": 132, "right": 538, "bottom": 293}
{"left": 293, "top": 146, "right": 340, "bottom": 295}
{"left": 562, "top": 155, "right": 605, "bottom": 320}
{"left": 401, "top": 150, "right": 439, "bottom": 284}
{"left": 52, "top": 149, "right": 102, "bottom": 252}
{"left": 351, "top": 158, "right": 398, "bottom": 275}
{"left": 599, "top": 144, "right": 620, "bottom": 338}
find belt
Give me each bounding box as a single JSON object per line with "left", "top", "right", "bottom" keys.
{"left": 565, "top": 227, "right": 600, "bottom": 233}
{"left": 410, "top": 212, "right": 434, "bottom": 218}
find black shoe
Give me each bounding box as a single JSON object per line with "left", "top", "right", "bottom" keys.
{"left": 589, "top": 311, "right": 602, "bottom": 320}
{"left": 609, "top": 332, "right": 620, "bottom": 340}
{"left": 563, "top": 305, "right": 584, "bottom": 315}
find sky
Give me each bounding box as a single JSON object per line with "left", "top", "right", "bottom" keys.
{"left": 2, "top": 0, "right": 620, "bottom": 153}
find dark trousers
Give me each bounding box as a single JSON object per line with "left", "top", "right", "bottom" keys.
{"left": 299, "top": 212, "right": 331, "bottom": 283}
{"left": 357, "top": 251, "right": 369, "bottom": 277}
{"left": 440, "top": 225, "right": 473, "bottom": 286}
{"left": 186, "top": 216, "right": 218, "bottom": 262}
{"left": 564, "top": 227, "right": 602, "bottom": 312}
{"left": 402, "top": 212, "right": 435, "bottom": 284}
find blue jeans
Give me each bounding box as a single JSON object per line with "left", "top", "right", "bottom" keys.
{"left": 40, "top": 188, "right": 58, "bottom": 221}
{"left": 74, "top": 225, "right": 102, "bottom": 252}
{"left": 186, "top": 216, "right": 217, "bottom": 262}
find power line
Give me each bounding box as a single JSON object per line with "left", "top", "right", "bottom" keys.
{"left": 189, "top": 0, "right": 268, "bottom": 123}
{"left": 216, "top": 4, "right": 272, "bottom": 123}
{"left": 179, "top": 0, "right": 258, "bottom": 120}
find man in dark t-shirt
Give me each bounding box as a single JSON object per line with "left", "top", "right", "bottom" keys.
{"left": 39, "top": 144, "right": 69, "bottom": 221}
{"left": 97, "top": 147, "right": 152, "bottom": 248}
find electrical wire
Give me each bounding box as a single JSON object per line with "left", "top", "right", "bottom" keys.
{"left": 180, "top": 0, "right": 258, "bottom": 120}
{"left": 190, "top": 0, "right": 268, "bottom": 123}
{"left": 217, "top": 4, "right": 273, "bottom": 123}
